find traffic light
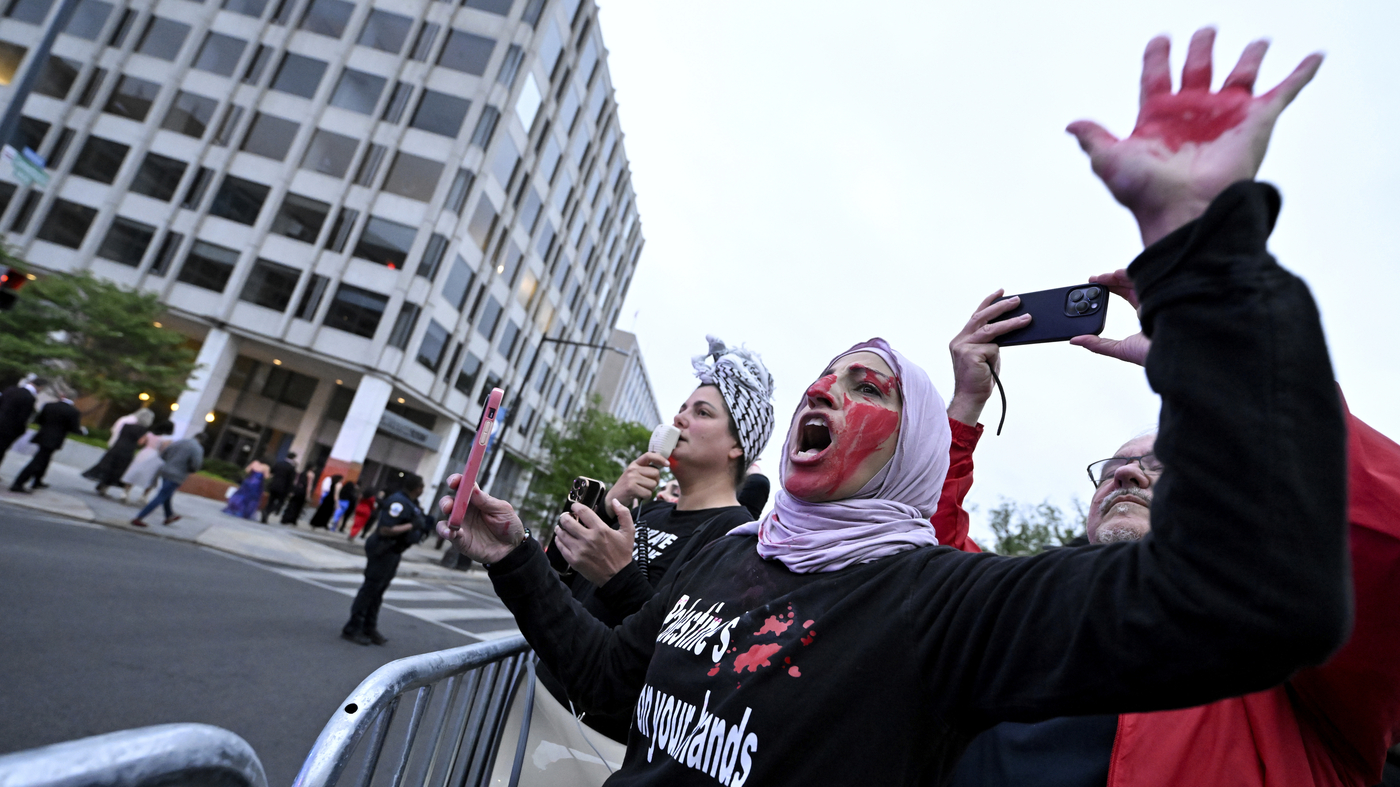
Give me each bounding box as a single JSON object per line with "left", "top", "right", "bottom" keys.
{"left": 0, "top": 266, "right": 29, "bottom": 311}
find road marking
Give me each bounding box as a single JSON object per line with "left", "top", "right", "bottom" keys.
{"left": 403, "top": 607, "right": 517, "bottom": 622}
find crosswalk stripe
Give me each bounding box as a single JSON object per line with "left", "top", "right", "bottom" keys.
{"left": 404, "top": 607, "right": 518, "bottom": 622}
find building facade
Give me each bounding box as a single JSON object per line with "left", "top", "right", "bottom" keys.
{"left": 0, "top": 0, "right": 645, "bottom": 503}
{"left": 590, "top": 327, "right": 658, "bottom": 429}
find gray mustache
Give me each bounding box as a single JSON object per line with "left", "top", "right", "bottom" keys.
{"left": 1099, "top": 487, "right": 1152, "bottom": 516}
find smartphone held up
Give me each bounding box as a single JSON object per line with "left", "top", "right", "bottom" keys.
{"left": 447, "top": 387, "right": 504, "bottom": 530}
{"left": 991, "top": 284, "right": 1109, "bottom": 347}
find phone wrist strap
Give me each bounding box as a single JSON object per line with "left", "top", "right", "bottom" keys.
{"left": 987, "top": 363, "right": 1008, "bottom": 436}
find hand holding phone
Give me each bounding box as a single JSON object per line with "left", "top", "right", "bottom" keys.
{"left": 990, "top": 284, "right": 1110, "bottom": 347}
{"left": 447, "top": 388, "right": 503, "bottom": 530}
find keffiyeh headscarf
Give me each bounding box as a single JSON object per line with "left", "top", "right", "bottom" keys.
{"left": 731, "top": 338, "right": 951, "bottom": 573}
{"left": 692, "top": 335, "right": 775, "bottom": 468}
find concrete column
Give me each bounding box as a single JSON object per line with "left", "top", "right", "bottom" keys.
{"left": 416, "top": 420, "right": 460, "bottom": 512}
{"left": 170, "top": 328, "right": 238, "bottom": 439}
{"left": 321, "top": 375, "right": 393, "bottom": 484}
{"left": 288, "top": 376, "right": 338, "bottom": 462}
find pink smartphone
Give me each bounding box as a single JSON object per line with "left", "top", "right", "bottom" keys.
{"left": 448, "top": 387, "right": 504, "bottom": 529}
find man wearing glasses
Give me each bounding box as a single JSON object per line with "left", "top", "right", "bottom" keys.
{"left": 1083, "top": 439, "right": 1161, "bottom": 545}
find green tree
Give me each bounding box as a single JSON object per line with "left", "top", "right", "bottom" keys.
{"left": 986, "top": 497, "right": 1087, "bottom": 556}
{"left": 521, "top": 396, "right": 652, "bottom": 540}
{"left": 0, "top": 266, "right": 198, "bottom": 406}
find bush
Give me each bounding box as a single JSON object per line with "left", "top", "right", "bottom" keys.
{"left": 202, "top": 458, "right": 245, "bottom": 484}
{"left": 985, "top": 497, "right": 1087, "bottom": 556}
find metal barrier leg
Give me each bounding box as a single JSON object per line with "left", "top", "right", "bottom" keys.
{"left": 505, "top": 659, "right": 537, "bottom": 787}
{"left": 350, "top": 696, "right": 400, "bottom": 787}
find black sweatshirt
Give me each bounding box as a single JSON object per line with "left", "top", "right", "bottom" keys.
{"left": 489, "top": 182, "right": 1350, "bottom": 787}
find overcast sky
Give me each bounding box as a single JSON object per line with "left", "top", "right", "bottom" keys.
{"left": 596, "top": 0, "right": 1400, "bottom": 546}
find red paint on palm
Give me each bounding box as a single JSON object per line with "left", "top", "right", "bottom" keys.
{"left": 1132, "top": 90, "right": 1251, "bottom": 152}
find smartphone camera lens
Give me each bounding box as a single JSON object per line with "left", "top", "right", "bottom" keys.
{"left": 1075, "top": 300, "right": 1091, "bottom": 314}
{"left": 1069, "top": 290, "right": 1085, "bottom": 303}
{"left": 1086, "top": 287, "right": 1102, "bottom": 300}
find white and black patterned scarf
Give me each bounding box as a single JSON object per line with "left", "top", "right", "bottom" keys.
{"left": 691, "top": 335, "right": 775, "bottom": 468}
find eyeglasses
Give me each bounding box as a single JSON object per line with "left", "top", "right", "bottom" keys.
{"left": 1086, "top": 453, "right": 1163, "bottom": 487}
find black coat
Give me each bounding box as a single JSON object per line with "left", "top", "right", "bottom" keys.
{"left": 267, "top": 459, "right": 297, "bottom": 494}
{"left": 32, "top": 400, "right": 82, "bottom": 450}
{"left": 0, "top": 385, "right": 36, "bottom": 437}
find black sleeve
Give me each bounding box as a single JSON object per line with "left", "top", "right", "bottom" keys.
{"left": 595, "top": 507, "right": 751, "bottom": 619}
{"left": 911, "top": 182, "right": 1351, "bottom": 729}
{"left": 489, "top": 538, "right": 664, "bottom": 715}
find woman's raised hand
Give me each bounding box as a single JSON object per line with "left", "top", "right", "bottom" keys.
{"left": 434, "top": 473, "right": 526, "bottom": 564}
{"left": 946, "top": 290, "right": 1030, "bottom": 426}
{"left": 1067, "top": 27, "right": 1322, "bottom": 246}
{"left": 604, "top": 451, "right": 667, "bottom": 510}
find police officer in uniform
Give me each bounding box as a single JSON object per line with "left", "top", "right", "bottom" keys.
{"left": 341, "top": 473, "right": 427, "bottom": 646}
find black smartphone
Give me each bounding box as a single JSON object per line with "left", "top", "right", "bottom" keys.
{"left": 990, "top": 284, "right": 1110, "bottom": 347}
{"left": 565, "top": 476, "right": 609, "bottom": 521}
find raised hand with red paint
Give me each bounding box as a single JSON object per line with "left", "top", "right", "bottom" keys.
{"left": 1067, "top": 27, "right": 1323, "bottom": 246}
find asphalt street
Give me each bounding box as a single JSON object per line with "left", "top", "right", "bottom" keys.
{"left": 0, "top": 504, "right": 511, "bottom": 786}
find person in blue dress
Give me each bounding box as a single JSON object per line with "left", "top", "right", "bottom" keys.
{"left": 222, "top": 459, "right": 269, "bottom": 519}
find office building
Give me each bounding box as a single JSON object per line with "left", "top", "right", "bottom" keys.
{"left": 0, "top": 0, "right": 645, "bottom": 502}
{"left": 590, "top": 327, "right": 658, "bottom": 429}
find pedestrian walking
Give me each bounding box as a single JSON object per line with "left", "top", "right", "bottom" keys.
{"left": 222, "top": 459, "right": 268, "bottom": 519}
{"left": 330, "top": 480, "right": 357, "bottom": 532}
{"left": 0, "top": 375, "right": 46, "bottom": 479}
{"left": 260, "top": 452, "right": 298, "bottom": 523}
{"left": 342, "top": 474, "right": 427, "bottom": 646}
{"left": 10, "top": 388, "right": 84, "bottom": 493}
{"left": 280, "top": 468, "right": 314, "bottom": 525}
{"left": 130, "top": 433, "right": 206, "bottom": 528}
{"left": 308, "top": 473, "right": 341, "bottom": 530}
{"left": 83, "top": 408, "right": 154, "bottom": 494}
{"left": 120, "top": 422, "right": 174, "bottom": 504}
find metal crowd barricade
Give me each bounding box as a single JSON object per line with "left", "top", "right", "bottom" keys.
{"left": 293, "top": 635, "right": 533, "bottom": 787}
{"left": 0, "top": 723, "right": 268, "bottom": 787}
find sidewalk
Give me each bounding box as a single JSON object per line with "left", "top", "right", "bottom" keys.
{"left": 0, "top": 441, "right": 475, "bottom": 580}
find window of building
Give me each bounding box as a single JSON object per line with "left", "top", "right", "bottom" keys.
{"left": 209, "top": 175, "right": 269, "bottom": 225}
{"left": 270, "top": 192, "right": 329, "bottom": 243}
{"left": 35, "top": 198, "right": 96, "bottom": 248}
{"left": 514, "top": 72, "right": 541, "bottom": 130}
{"left": 381, "top": 81, "right": 411, "bottom": 123}
{"left": 0, "top": 41, "right": 22, "bottom": 87}
{"left": 496, "top": 44, "right": 523, "bottom": 86}
{"left": 135, "top": 16, "right": 190, "bottom": 61}
{"left": 299, "top": 128, "right": 357, "bottom": 177}
{"left": 242, "top": 44, "right": 272, "bottom": 84}
{"left": 498, "top": 241, "right": 522, "bottom": 284}
{"left": 324, "top": 283, "right": 388, "bottom": 338}
{"left": 9, "top": 191, "right": 39, "bottom": 233}
{"left": 475, "top": 295, "right": 501, "bottom": 339}
{"left": 464, "top": 0, "right": 510, "bottom": 14}
{"left": 515, "top": 403, "right": 532, "bottom": 434}
{"left": 465, "top": 196, "right": 496, "bottom": 249}
{"left": 11, "top": 116, "right": 48, "bottom": 154}
{"left": 103, "top": 74, "right": 160, "bottom": 121}
{"left": 160, "top": 91, "right": 219, "bottom": 138}
{"left": 261, "top": 366, "right": 317, "bottom": 407}
{"left": 469, "top": 105, "right": 499, "bottom": 149}
{"left": 105, "top": 7, "right": 133, "bottom": 44}
{"left": 381, "top": 152, "right": 443, "bottom": 202}
{"left": 0, "top": 182, "right": 16, "bottom": 217}
{"left": 222, "top": 0, "right": 267, "bottom": 18}
{"left": 74, "top": 66, "right": 105, "bottom": 107}
{"left": 437, "top": 28, "right": 493, "bottom": 76}
{"left": 299, "top": 0, "right": 353, "bottom": 38}
{"left": 535, "top": 221, "right": 554, "bottom": 258}
{"left": 63, "top": 0, "right": 110, "bottom": 38}
{"left": 193, "top": 32, "right": 246, "bottom": 76}
{"left": 538, "top": 136, "right": 561, "bottom": 183}
{"left": 329, "top": 68, "right": 385, "bottom": 114}
{"left": 4, "top": 0, "right": 50, "bottom": 24}
{"left": 558, "top": 87, "right": 580, "bottom": 132}
{"left": 416, "top": 232, "right": 448, "bottom": 280}
{"left": 211, "top": 104, "right": 245, "bottom": 146}
{"left": 324, "top": 206, "right": 357, "bottom": 251}
{"left": 352, "top": 143, "right": 385, "bottom": 186}
{"left": 416, "top": 319, "right": 448, "bottom": 370}
{"left": 407, "top": 21, "right": 438, "bottom": 61}
{"left": 148, "top": 231, "right": 182, "bottom": 276}
{"left": 441, "top": 255, "right": 472, "bottom": 309}
{"left": 518, "top": 188, "right": 542, "bottom": 233}
{"left": 445, "top": 168, "right": 474, "bottom": 215}
{"left": 353, "top": 215, "right": 415, "bottom": 268}
{"left": 34, "top": 56, "right": 79, "bottom": 99}
{"left": 490, "top": 135, "right": 519, "bottom": 187}
{"left": 498, "top": 319, "right": 519, "bottom": 359}
{"left": 537, "top": 20, "right": 562, "bottom": 75}
{"left": 409, "top": 90, "right": 469, "bottom": 137}
{"left": 386, "top": 302, "right": 419, "bottom": 349}
{"left": 270, "top": 52, "right": 327, "bottom": 98}
{"left": 239, "top": 258, "right": 300, "bottom": 310}
{"left": 454, "top": 352, "right": 481, "bottom": 394}
{"left": 357, "top": 8, "right": 410, "bottom": 53}
{"left": 70, "top": 135, "right": 128, "bottom": 183}
{"left": 96, "top": 215, "right": 154, "bottom": 266}
{"left": 177, "top": 240, "right": 239, "bottom": 292}
{"left": 240, "top": 112, "right": 299, "bottom": 160}
{"left": 552, "top": 170, "right": 572, "bottom": 213}
{"left": 270, "top": 0, "right": 295, "bottom": 25}
{"left": 180, "top": 166, "right": 213, "bottom": 209}
{"left": 294, "top": 273, "right": 328, "bottom": 319}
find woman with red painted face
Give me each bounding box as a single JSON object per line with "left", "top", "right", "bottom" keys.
{"left": 541, "top": 336, "right": 775, "bottom": 742}
{"left": 434, "top": 31, "right": 1350, "bottom": 785}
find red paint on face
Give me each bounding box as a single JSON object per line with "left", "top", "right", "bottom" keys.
{"left": 788, "top": 666, "right": 801, "bottom": 678}
{"left": 849, "top": 364, "right": 899, "bottom": 397}
{"left": 733, "top": 643, "right": 782, "bottom": 673}
{"left": 667, "top": 456, "right": 679, "bottom": 471}
{"left": 754, "top": 616, "right": 791, "bottom": 636}
{"left": 1133, "top": 91, "right": 1250, "bottom": 152}
{"left": 785, "top": 394, "right": 900, "bottom": 499}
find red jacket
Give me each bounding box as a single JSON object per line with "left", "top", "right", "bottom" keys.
{"left": 933, "top": 405, "right": 1400, "bottom": 786}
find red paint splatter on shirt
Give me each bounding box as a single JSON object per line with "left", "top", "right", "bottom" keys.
{"left": 801, "top": 630, "right": 817, "bottom": 646}
{"left": 788, "top": 666, "right": 801, "bottom": 678}
{"left": 733, "top": 643, "right": 783, "bottom": 673}
{"left": 754, "top": 616, "right": 791, "bottom": 636}
{"left": 708, "top": 665, "right": 720, "bottom": 677}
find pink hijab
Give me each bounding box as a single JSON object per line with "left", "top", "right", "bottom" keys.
{"left": 731, "top": 338, "right": 951, "bottom": 573}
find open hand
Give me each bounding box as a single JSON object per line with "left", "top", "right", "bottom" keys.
{"left": 604, "top": 451, "right": 667, "bottom": 511}
{"left": 1068, "top": 27, "right": 1322, "bottom": 246}
{"left": 434, "top": 474, "right": 525, "bottom": 564}
{"left": 1069, "top": 269, "right": 1151, "bottom": 366}
{"left": 946, "top": 290, "right": 1030, "bottom": 426}
{"left": 555, "top": 498, "right": 635, "bottom": 586}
